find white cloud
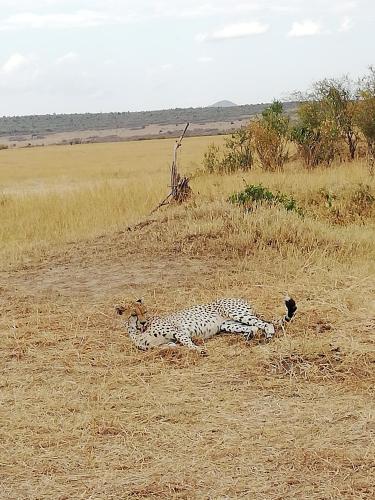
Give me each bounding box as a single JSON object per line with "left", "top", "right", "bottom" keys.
{"left": 0, "top": 10, "right": 123, "bottom": 30}
{"left": 338, "top": 16, "right": 353, "bottom": 32}
{"left": 288, "top": 20, "right": 321, "bottom": 37}
{"left": 1, "top": 53, "right": 29, "bottom": 74}
{"left": 160, "top": 63, "right": 173, "bottom": 71}
{"left": 0, "top": 50, "right": 96, "bottom": 97}
{"left": 197, "top": 21, "right": 269, "bottom": 42}
{"left": 152, "top": 1, "right": 262, "bottom": 19}
{"left": 0, "top": 1, "right": 361, "bottom": 30}
{"left": 55, "top": 52, "right": 78, "bottom": 65}
{"left": 0, "top": 53, "right": 41, "bottom": 92}
{"left": 197, "top": 56, "right": 213, "bottom": 63}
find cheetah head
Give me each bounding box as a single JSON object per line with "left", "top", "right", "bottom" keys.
{"left": 115, "top": 299, "right": 148, "bottom": 329}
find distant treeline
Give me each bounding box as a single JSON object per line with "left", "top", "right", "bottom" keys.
{"left": 0, "top": 102, "right": 298, "bottom": 137}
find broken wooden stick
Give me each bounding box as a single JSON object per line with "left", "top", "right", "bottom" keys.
{"left": 151, "top": 123, "right": 192, "bottom": 214}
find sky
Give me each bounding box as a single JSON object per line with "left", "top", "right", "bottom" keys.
{"left": 0, "top": 0, "right": 374, "bottom": 116}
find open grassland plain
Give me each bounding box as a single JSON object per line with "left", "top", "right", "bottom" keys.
{"left": 1, "top": 137, "right": 375, "bottom": 499}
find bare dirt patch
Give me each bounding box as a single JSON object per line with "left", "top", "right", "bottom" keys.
{"left": 2, "top": 254, "right": 208, "bottom": 300}
{"left": 1, "top": 120, "right": 242, "bottom": 148}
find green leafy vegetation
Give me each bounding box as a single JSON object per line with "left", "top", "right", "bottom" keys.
{"left": 203, "top": 101, "right": 290, "bottom": 173}
{"left": 229, "top": 183, "right": 303, "bottom": 216}
{"left": 203, "top": 129, "right": 253, "bottom": 173}
{"left": 250, "top": 101, "right": 290, "bottom": 171}
{"left": 202, "top": 67, "right": 375, "bottom": 174}
{"left": 290, "top": 100, "right": 339, "bottom": 168}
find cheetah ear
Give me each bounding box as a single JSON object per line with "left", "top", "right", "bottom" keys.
{"left": 136, "top": 298, "right": 143, "bottom": 304}
{"left": 115, "top": 306, "right": 125, "bottom": 315}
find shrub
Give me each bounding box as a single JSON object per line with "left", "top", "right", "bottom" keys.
{"left": 312, "top": 184, "right": 375, "bottom": 225}
{"left": 351, "top": 184, "right": 375, "bottom": 214}
{"left": 229, "top": 183, "right": 303, "bottom": 216}
{"left": 203, "top": 143, "right": 222, "bottom": 173}
{"left": 222, "top": 128, "right": 253, "bottom": 173}
{"left": 290, "top": 101, "right": 339, "bottom": 168}
{"left": 250, "top": 101, "right": 289, "bottom": 171}
{"left": 354, "top": 70, "right": 375, "bottom": 176}
{"left": 313, "top": 77, "right": 359, "bottom": 160}
{"left": 203, "top": 128, "right": 253, "bottom": 174}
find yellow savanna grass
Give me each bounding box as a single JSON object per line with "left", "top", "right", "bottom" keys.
{"left": 0, "top": 137, "right": 223, "bottom": 265}
{"left": 1, "top": 137, "right": 374, "bottom": 267}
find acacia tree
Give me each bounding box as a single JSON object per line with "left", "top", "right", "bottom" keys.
{"left": 290, "top": 100, "right": 339, "bottom": 168}
{"left": 313, "top": 77, "right": 359, "bottom": 160}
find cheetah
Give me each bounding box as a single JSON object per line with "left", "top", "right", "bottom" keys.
{"left": 116, "top": 297, "right": 297, "bottom": 355}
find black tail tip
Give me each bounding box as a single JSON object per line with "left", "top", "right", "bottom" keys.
{"left": 284, "top": 296, "right": 297, "bottom": 320}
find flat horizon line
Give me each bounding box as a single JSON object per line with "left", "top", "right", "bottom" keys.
{"left": 0, "top": 100, "right": 299, "bottom": 120}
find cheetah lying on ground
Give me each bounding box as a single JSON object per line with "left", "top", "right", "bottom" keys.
{"left": 116, "top": 297, "right": 297, "bottom": 354}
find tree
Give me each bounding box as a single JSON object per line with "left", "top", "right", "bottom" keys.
{"left": 355, "top": 68, "right": 375, "bottom": 175}
{"left": 313, "top": 76, "right": 359, "bottom": 160}
{"left": 358, "top": 65, "right": 375, "bottom": 95}
{"left": 250, "top": 101, "right": 289, "bottom": 171}
{"left": 290, "top": 99, "right": 340, "bottom": 168}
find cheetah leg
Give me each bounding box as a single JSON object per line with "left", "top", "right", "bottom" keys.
{"left": 226, "top": 313, "right": 275, "bottom": 340}
{"left": 219, "top": 320, "right": 259, "bottom": 341}
{"left": 173, "top": 330, "right": 207, "bottom": 355}
{"left": 159, "top": 342, "right": 178, "bottom": 350}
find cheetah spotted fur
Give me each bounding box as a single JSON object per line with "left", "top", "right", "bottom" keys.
{"left": 116, "top": 297, "right": 297, "bottom": 354}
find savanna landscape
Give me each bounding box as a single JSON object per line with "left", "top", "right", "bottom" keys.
{"left": 3, "top": 0, "right": 375, "bottom": 496}
{"left": 1, "top": 79, "right": 375, "bottom": 500}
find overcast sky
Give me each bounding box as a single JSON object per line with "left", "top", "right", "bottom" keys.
{"left": 0, "top": 0, "right": 374, "bottom": 116}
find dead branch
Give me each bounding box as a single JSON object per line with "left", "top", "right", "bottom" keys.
{"left": 151, "top": 123, "right": 192, "bottom": 214}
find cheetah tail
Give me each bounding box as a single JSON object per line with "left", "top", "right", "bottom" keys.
{"left": 284, "top": 296, "right": 297, "bottom": 322}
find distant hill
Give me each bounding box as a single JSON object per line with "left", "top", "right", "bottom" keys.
{"left": 209, "top": 100, "right": 238, "bottom": 108}
{"left": 0, "top": 102, "right": 299, "bottom": 139}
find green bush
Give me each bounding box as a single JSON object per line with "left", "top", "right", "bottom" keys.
{"left": 290, "top": 101, "right": 339, "bottom": 168}
{"left": 203, "top": 143, "right": 222, "bottom": 173}
{"left": 203, "top": 128, "right": 253, "bottom": 174}
{"left": 250, "top": 101, "right": 290, "bottom": 171}
{"left": 221, "top": 128, "right": 253, "bottom": 173}
{"left": 229, "top": 183, "right": 303, "bottom": 216}
{"left": 313, "top": 77, "right": 358, "bottom": 160}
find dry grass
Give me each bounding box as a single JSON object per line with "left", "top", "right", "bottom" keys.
{"left": 1, "top": 138, "right": 375, "bottom": 499}
{"left": 0, "top": 136, "right": 225, "bottom": 266}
